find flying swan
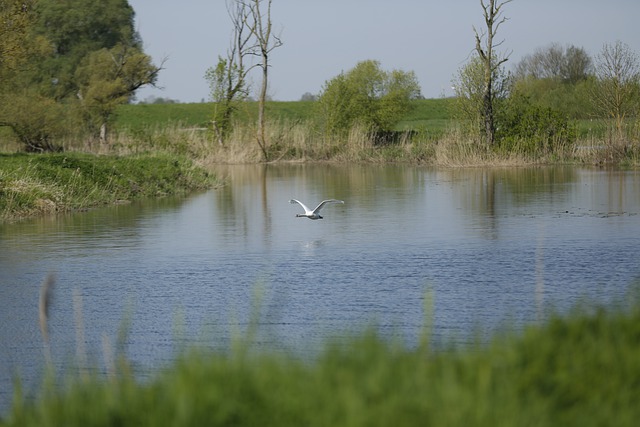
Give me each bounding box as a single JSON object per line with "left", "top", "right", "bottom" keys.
{"left": 289, "top": 199, "right": 344, "bottom": 220}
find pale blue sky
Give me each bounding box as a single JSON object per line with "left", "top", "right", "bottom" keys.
{"left": 129, "top": 0, "right": 640, "bottom": 103}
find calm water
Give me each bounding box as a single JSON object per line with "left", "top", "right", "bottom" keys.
{"left": 1, "top": 164, "right": 639, "bottom": 410}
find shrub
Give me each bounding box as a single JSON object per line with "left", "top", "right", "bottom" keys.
{"left": 496, "top": 94, "right": 577, "bottom": 155}
{"left": 317, "top": 60, "right": 421, "bottom": 137}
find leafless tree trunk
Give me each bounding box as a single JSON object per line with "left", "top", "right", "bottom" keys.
{"left": 220, "top": 0, "right": 257, "bottom": 145}
{"left": 473, "top": 0, "right": 512, "bottom": 146}
{"left": 592, "top": 41, "right": 640, "bottom": 139}
{"left": 214, "top": 0, "right": 255, "bottom": 145}
{"left": 242, "top": 0, "right": 282, "bottom": 161}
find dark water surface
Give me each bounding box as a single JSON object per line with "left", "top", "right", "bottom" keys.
{"left": 1, "top": 164, "right": 639, "bottom": 410}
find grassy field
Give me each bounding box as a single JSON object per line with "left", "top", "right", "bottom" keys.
{"left": 0, "top": 153, "right": 214, "bottom": 221}
{"left": 113, "top": 98, "right": 622, "bottom": 141}
{"left": 3, "top": 293, "right": 640, "bottom": 426}
{"left": 114, "top": 99, "right": 454, "bottom": 135}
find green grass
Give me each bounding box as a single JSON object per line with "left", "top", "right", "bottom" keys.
{"left": 0, "top": 152, "right": 215, "bottom": 220}
{"left": 114, "top": 99, "right": 454, "bottom": 133}
{"left": 114, "top": 102, "right": 214, "bottom": 131}
{"left": 4, "top": 296, "right": 640, "bottom": 426}
{"left": 113, "top": 98, "right": 616, "bottom": 140}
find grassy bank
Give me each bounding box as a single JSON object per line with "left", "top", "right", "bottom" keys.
{"left": 0, "top": 153, "right": 215, "bottom": 221}
{"left": 108, "top": 99, "right": 640, "bottom": 166}
{"left": 4, "top": 296, "right": 640, "bottom": 426}
{"left": 2, "top": 99, "right": 638, "bottom": 166}
{"left": 113, "top": 99, "right": 616, "bottom": 140}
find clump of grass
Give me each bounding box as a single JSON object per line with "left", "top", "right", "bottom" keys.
{"left": 5, "top": 290, "right": 640, "bottom": 426}
{"left": 0, "top": 152, "right": 215, "bottom": 221}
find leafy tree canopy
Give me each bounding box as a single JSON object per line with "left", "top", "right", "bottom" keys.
{"left": 1, "top": 0, "right": 159, "bottom": 150}
{"left": 0, "top": 0, "right": 38, "bottom": 72}
{"left": 35, "top": 0, "right": 140, "bottom": 100}
{"left": 75, "top": 43, "right": 160, "bottom": 135}
{"left": 451, "top": 54, "right": 510, "bottom": 133}
{"left": 318, "top": 60, "right": 421, "bottom": 135}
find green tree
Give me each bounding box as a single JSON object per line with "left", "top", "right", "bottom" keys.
{"left": 510, "top": 76, "right": 596, "bottom": 119}
{"left": 496, "top": 94, "right": 576, "bottom": 155}
{"left": 75, "top": 44, "right": 160, "bottom": 142}
{"left": 1, "top": 0, "right": 159, "bottom": 150}
{"left": 318, "top": 60, "right": 421, "bottom": 136}
{"left": 206, "top": 57, "right": 242, "bottom": 144}
{"left": 451, "top": 54, "right": 510, "bottom": 136}
{"left": 511, "top": 43, "right": 595, "bottom": 119}
{"left": 0, "top": 0, "right": 42, "bottom": 72}
{"left": 35, "top": 0, "right": 139, "bottom": 100}
{"left": 0, "top": 0, "right": 63, "bottom": 151}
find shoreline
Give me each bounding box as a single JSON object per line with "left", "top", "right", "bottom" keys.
{"left": 0, "top": 152, "right": 216, "bottom": 223}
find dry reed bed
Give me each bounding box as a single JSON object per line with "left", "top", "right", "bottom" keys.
{"left": 100, "top": 120, "right": 640, "bottom": 167}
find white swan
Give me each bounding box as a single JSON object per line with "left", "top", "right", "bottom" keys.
{"left": 289, "top": 199, "right": 344, "bottom": 220}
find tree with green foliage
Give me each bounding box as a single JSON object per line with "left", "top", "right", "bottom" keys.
{"left": 496, "top": 94, "right": 576, "bottom": 155}
{"left": 510, "top": 43, "right": 595, "bottom": 120}
{"left": 35, "top": 0, "right": 140, "bottom": 100}
{"left": 1, "top": 0, "right": 159, "bottom": 150}
{"left": 75, "top": 43, "right": 160, "bottom": 143}
{"left": 451, "top": 54, "right": 510, "bottom": 136}
{"left": 318, "top": 60, "right": 421, "bottom": 136}
{"left": 509, "top": 76, "right": 595, "bottom": 120}
{"left": 0, "top": 0, "right": 42, "bottom": 71}
{"left": 0, "top": 0, "right": 64, "bottom": 151}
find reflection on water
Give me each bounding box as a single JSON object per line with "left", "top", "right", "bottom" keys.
{"left": 1, "top": 164, "right": 639, "bottom": 412}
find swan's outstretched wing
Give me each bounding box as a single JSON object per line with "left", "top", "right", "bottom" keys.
{"left": 313, "top": 199, "right": 344, "bottom": 214}
{"left": 289, "top": 199, "right": 312, "bottom": 214}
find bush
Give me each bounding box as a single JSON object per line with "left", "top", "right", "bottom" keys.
{"left": 317, "top": 60, "right": 421, "bottom": 136}
{"left": 496, "top": 94, "right": 577, "bottom": 155}
{"left": 5, "top": 297, "right": 640, "bottom": 426}
{"left": 0, "top": 93, "right": 72, "bottom": 152}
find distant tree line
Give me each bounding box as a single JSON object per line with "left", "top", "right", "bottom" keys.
{"left": 0, "top": 0, "right": 160, "bottom": 152}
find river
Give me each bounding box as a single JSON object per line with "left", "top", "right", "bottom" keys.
{"left": 1, "top": 164, "right": 639, "bottom": 411}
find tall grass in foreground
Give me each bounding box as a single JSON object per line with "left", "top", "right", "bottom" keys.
{"left": 4, "top": 287, "right": 640, "bottom": 426}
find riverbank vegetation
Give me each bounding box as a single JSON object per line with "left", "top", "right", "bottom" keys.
{"left": 1, "top": 2, "right": 638, "bottom": 168}
{"left": 3, "top": 289, "right": 640, "bottom": 426}
{"left": 0, "top": 153, "right": 214, "bottom": 221}
{"left": 107, "top": 96, "right": 638, "bottom": 167}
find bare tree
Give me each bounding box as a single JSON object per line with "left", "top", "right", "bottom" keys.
{"left": 514, "top": 43, "right": 592, "bottom": 83}
{"left": 592, "top": 40, "right": 640, "bottom": 137}
{"left": 242, "top": 0, "right": 282, "bottom": 161}
{"left": 205, "top": 0, "right": 255, "bottom": 145}
{"left": 473, "top": 0, "right": 512, "bottom": 145}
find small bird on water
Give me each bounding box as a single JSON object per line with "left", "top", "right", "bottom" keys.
{"left": 289, "top": 199, "right": 344, "bottom": 220}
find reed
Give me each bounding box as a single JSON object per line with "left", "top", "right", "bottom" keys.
{"left": 105, "top": 119, "right": 640, "bottom": 167}
{"left": 5, "top": 282, "right": 640, "bottom": 427}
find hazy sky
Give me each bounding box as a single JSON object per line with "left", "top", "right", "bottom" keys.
{"left": 128, "top": 0, "right": 640, "bottom": 103}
